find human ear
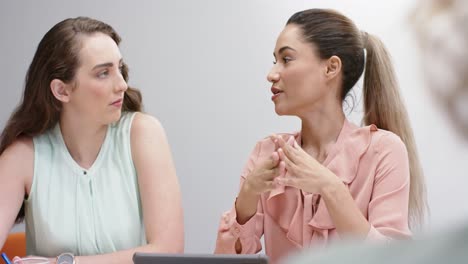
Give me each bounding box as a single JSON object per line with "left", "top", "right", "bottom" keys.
{"left": 325, "top": 55, "right": 342, "bottom": 79}
{"left": 50, "top": 79, "right": 72, "bottom": 103}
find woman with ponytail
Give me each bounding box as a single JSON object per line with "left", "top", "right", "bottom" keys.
{"left": 215, "top": 8, "right": 426, "bottom": 263}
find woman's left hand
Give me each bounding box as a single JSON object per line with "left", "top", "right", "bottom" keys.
{"left": 272, "top": 135, "right": 340, "bottom": 194}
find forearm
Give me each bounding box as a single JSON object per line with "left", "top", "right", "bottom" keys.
{"left": 321, "top": 179, "right": 370, "bottom": 239}
{"left": 235, "top": 183, "right": 260, "bottom": 225}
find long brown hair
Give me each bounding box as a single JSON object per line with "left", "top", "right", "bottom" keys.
{"left": 287, "top": 9, "right": 427, "bottom": 228}
{"left": 0, "top": 17, "right": 143, "bottom": 223}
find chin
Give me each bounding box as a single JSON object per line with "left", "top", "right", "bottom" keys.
{"left": 108, "top": 111, "right": 123, "bottom": 123}
{"left": 275, "top": 107, "right": 288, "bottom": 116}
{"left": 274, "top": 106, "right": 290, "bottom": 116}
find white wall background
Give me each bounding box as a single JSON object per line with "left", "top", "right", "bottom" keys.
{"left": 1, "top": 0, "right": 467, "bottom": 253}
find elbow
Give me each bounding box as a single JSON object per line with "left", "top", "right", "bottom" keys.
{"left": 365, "top": 225, "right": 412, "bottom": 242}
{"left": 147, "top": 232, "right": 185, "bottom": 253}
{"left": 146, "top": 242, "right": 184, "bottom": 254}
{"left": 168, "top": 238, "right": 184, "bottom": 253}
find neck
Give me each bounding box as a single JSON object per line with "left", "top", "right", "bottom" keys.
{"left": 59, "top": 113, "right": 108, "bottom": 170}
{"left": 299, "top": 104, "right": 345, "bottom": 162}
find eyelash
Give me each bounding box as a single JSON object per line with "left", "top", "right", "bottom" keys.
{"left": 273, "top": 57, "right": 292, "bottom": 65}
{"left": 97, "top": 70, "right": 109, "bottom": 78}
{"left": 97, "top": 65, "right": 124, "bottom": 78}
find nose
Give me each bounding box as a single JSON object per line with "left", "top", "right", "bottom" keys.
{"left": 267, "top": 65, "right": 280, "bottom": 83}
{"left": 116, "top": 71, "right": 128, "bottom": 93}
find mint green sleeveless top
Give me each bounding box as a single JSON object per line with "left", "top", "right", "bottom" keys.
{"left": 25, "top": 112, "right": 146, "bottom": 257}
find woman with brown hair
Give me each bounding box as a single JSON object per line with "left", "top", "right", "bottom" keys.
{"left": 215, "top": 8, "right": 426, "bottom": 263}
{"left": 287, "top": 1, "right": 468, "bottom": 263}
{"left": 0, "top": 17, "right": 183, "bottom": 263}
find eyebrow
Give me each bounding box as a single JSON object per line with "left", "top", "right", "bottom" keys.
{"left": 92, "top": 58, "right": 123, "bottom": 70}
{"left": 273, "top": 46, "right": 296, "bottom": 57}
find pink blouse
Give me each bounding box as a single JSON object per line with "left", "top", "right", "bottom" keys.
{"left": 214, "top": 120, "right": 411, "bottom": 263}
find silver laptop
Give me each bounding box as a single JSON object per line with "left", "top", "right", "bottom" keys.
{"left": 133, "top": 253, "right": 268, "bottom": 264}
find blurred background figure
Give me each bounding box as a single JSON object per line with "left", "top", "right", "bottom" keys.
{"left": 411, "top": 0, "right": 468, "bottom": 137}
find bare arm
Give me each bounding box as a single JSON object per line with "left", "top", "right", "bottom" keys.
{"left": 75, "top": 113, "right": 184, "bottom": 264}
{"left": 0, "top": 138, "right": 33, "bottom": 248}
{"left": 131, "top": 113, "right": 184, "bottom": 252}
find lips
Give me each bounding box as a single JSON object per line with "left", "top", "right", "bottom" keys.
{"left": 110, "top": 98, "right": 123, "bottom": 105}
{"left": 271, "top": 87, "right": 283, "bottom": 101}
{"left": 271, "top": 87, "right": 283, "bottom": 95}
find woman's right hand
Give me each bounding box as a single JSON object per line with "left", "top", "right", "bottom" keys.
{"left": 242, "top": 151, "right": 285, "bottom": 195}
{"left": 235, "top": 149, "right": 285, "bottom": 224}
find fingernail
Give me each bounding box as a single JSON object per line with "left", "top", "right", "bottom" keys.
{"left": 272, "top": 152, "right": 278, "bottom": 159}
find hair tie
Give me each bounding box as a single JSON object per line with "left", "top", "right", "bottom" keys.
{"left": 361, "top": 30, "right": 369, "bottom": 48}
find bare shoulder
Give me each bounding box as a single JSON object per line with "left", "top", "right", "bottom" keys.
{"left": 130, "top": 112, "right": 169, "bottom": 160}
{"left": 131, "top": 112, "right": 164, "bottom": 136}
{"left": 0, "top": 137, "right": 34, "bottom": 161}
{"left": 130, "top": 113, "right": 175, "bottom": 182}
{"left": 0, "top": 137, "right": 34, "bottom": 188}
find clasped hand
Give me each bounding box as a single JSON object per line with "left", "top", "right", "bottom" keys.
{"left": 244, "top": 135, "right": 338, "bottom": 195}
